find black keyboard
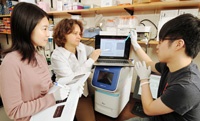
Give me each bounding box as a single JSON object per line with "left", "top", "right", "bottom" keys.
{"left": 97, "top": 59, "right": 129, "bottom": 63}
{"left": 131, "top": 101, "right": 150, "bottom": 118}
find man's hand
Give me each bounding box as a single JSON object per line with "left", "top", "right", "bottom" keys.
{"left": 135, "top": 61, "right": 151, "bottom": 80}
{"left": 130, "top": 30, "right": 141, "bottom": 51}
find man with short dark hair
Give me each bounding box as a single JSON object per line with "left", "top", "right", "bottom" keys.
{"left": 127, "top": 13, "right": 200, "bottom": 121}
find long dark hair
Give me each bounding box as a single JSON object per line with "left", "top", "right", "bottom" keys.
{"left": 3, "top": 2, "right": 49, "bottom": 64}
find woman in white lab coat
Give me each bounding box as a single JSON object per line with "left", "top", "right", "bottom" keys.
{"left": 51, "top": 18, "right": 101, "bottom": 121}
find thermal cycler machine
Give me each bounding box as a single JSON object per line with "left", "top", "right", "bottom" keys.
{"left": 91, "top": 66, "right": 133, "bottom": 118}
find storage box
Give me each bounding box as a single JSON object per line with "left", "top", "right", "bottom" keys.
{"left": 134, "top": 0, "right": 160, "bottom": 3}
{"left": 101, "top": 0, "right": 117, "bottom": 7}
{"left": 99, "top": 31, "right": 117, "bottom": 35}
{"left": 37, "top": 2, "right": 50, "bottom": 12}
{"left": 73, "top": 2, "right": 84, "bottom": 10}
{"left": 136, "top": 26, "right": 151, "bottom": 42}
{"left": 117, "top": 0, "right": 133, "bottom": 5}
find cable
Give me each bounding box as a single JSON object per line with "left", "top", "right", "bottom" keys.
{"left": 139, "top": 19, "right": 158, "bottom": 40}
{"left": 145, "top": 42, "right": 148, "bottom": 53}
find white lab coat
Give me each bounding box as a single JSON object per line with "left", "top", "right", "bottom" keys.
{"left": 51, "top": 43, "right": 94, "bottom": 96}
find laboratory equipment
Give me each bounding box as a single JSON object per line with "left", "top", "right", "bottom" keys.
{"left": 92, "top": 66, "right": 133, "bottom": 118}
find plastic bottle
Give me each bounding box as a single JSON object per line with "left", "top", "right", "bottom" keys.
{"left": 67, "top": 0, "right": 73, "bottom": 10}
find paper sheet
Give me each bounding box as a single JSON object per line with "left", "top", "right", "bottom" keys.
{"left": 30, "top": 72, "right": 91, "bottom": 121}
{"left": 138, "top": 74, "right": 161, "bottom": 99}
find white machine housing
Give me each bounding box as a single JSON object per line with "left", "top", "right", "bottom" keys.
{"left": 92, "top": 66, "right": 133, "bottom": 118}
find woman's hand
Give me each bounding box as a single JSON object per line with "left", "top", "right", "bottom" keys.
{"left": 89, "top": 49, "right": 101, "bottom": 61}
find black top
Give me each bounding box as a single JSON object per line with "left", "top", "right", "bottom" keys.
{"left": 150, "top": 62, "right": 200, "bottom": 121}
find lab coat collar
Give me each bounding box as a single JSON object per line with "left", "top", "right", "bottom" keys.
{"left": 55, "top": 43, "right": 85, "bottom": 59}
{"left": 76, "top": 43, "right": 85, "bottom": 53}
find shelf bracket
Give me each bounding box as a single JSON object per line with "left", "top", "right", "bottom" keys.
{"left": 49, "top": 15, "right": 54, "bottom": 21}
{"left": 68, "top": 12, "right": 81, "bottom": 15}
{"left": 124, "top": 8, "right": 134, "bottom": 16}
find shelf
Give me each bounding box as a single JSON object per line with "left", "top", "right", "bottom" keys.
{"left": 0, "top": 1, "right": 198, "bottom": 46}
{"left": 131, "top": 1, "right": 200, "bottom": 11}
{"left": 0, "top": 32, "right": 11, "bottom": 34}
{"left": 148, "top": 41, "right": 158, "bottom": 45}
{"left": 47, "top": 1, "right": 200, "bottom": 16}
{"left": 47, "top": 9, "right": 94, "bottom": 16}
{"left": 81, "top": 37, "right": 159, "bottom": 45}
{"left": 0, "top": 14, "right": 11, "bottom": 18}
{"left": 0, "top": 1, "right": 199, "bottom": 17}
{"left": 138, "top": 40, "right": 158, "bottom": 45}
{"left": 81, "top": 37, "right": 94, "bottom": 41}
